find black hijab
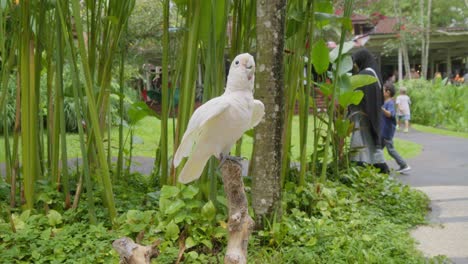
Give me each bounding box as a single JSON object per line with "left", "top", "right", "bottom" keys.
{"left": 351, "top": 48, "right": 384, "bottom": 147}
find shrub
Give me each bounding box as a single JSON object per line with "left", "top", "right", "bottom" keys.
{"left": 402, "top": 79, "right": 468, "bottom": 132}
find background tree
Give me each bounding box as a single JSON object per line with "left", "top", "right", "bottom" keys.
{"left": 251, "top": 0, "right": 286, "bottom": 224}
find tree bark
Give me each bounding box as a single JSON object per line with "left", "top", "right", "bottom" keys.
{"left": 251, "top": 0, "right": 286, "bottom": 225}
{"left": 221, "top": 160, "right": 254, "bottom": 264}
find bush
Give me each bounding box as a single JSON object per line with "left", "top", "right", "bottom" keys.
{"left": 402, "top": 79, "right": 468, "bottom": 132}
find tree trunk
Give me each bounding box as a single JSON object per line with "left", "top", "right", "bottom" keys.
{"left": 221, "top": 160, "right": 254, "bottom": 264}
{"left": 424, "top": 0, "right": 432, "bottom": 79}
{"left": 394, "top": 0, "right": 411, "bottom": 79}
{"left": 420, "top": 0, "right": 432, "bottom": 79}
{"left": 112, "top": 237, "right": 160, "bottom": 264}
{"left": 251, "top": 1, "right": 286, "bottom": 225}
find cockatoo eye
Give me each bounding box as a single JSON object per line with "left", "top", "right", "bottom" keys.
{"left": 235, "top": 60, "right": 239, "bottom": 65}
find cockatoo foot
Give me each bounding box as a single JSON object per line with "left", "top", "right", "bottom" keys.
{"left": 219, "top": 153, "right": 244, "bottom": 168}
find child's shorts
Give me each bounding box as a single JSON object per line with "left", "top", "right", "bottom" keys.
{"left": 398, "top": 114, "right": 411, "bottom": 121}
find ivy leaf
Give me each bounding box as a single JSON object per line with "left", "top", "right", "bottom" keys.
{"left": 165, "top": 199, "right": 185, "bottom": 215}
{"left": 160, "top": 185, "right": 180, "bottom": 198}
{"left": 201, "top": 201, "right": 216, "bottom": 221}
{"left": 201, "top": 239, "right": 213, "bottom": 249}
{"left": 181, "top": 185, "right": 199, "bottom": 199}
{"left": 185, "top": 236, "right": 196, "bottom": 249}
{"left": 47, "top": 210, "right": 63, "bottom": 227}
{"left": 165, "top": 221, "right": 180, "bottom": 241}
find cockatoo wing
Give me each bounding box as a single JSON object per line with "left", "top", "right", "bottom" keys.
{"left": 173, "top": 97, "right": 229, "bottom": 167}
{"left": 249, "top": 99, "right": 265, "bottom": 128}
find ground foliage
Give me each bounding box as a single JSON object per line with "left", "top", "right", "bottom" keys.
{"left": 0, "top": 167, "right": 433, "bottom": 263}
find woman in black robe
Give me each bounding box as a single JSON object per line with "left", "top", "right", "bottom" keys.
{"left": 349, "top": 48, "right": 389, "bottom": 173}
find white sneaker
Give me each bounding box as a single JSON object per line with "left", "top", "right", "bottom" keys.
{"left": 397, "top": 165, "right": 411, "bottom": 173}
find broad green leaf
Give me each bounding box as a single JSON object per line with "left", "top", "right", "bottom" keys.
{"left": 306, "top": 237, "right": 318, "bottom": 247}
{"left": 311, "top": 39, "right": 330, "bottom": 75}
{"left": 181, "top": 185, "right": 199, "bottom": 199}
{"left": 337, "top": 74, "right": 352, "bottom": 94}
{"left": 201, "top": 201, "right": 216, "bottom": 221}
{"left": 318, "top": 83, "right": 333, "bottom": 96}
{"left": 335, "top": 119, "right": 352, "bottom": 138}
{"left": 128, "top": 101, "right": 155, "bottom": 125}
{"left": 338, "top": 91, "right": 364, "bottom": 108}
{"left": 316, "top": 201, "right": 328, "bottom": 211}
{"left": 165, "top": 199, "right": 185, "bottom": 215}
{"left": 335, "top": 55, "right": 353, "bottom": 75}
{"left": 20, "top": 210, "right": 31, "bottom": 221}
{"left": 160, "top": 185, "right": 180, "bottom": 198}
{"left": 329, "top": 41, "right": 355, "bottom": 62}
{"left": 47, "top": 210, "right": 63, "bottom": 227}
{"left": 165, "top": 221, "right": 180, "bottom": 241}
{"left": 201, "top": 239, "right": 213, "bottom": 249}
{"left": 12, "top": 214, "right": 26, "bottom": 230}
{"left": 185, "top": 237, "right": 196, "bottom": 249}
{"left": 159, "top": 197, "right": 170, "bottom": 212}
{"left": 289, "top": 9, "right": 305, "bottom": 22}
{"left": 350, "top": 75, "right": 377, "bottom": 90}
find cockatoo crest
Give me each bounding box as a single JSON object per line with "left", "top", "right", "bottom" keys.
{"left": 173, "top": 53, "right": 265, "bottom": 184}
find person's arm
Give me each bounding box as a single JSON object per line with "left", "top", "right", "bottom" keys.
{"left": 381, "top": 101, "right": 395, "bottom": 118}
{"left": 381, "top": 107, "right": 392, "bottom": 118}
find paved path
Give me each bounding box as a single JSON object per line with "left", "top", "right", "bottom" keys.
{"left": 391, "top": 129, "right": 468, "bottom": 264}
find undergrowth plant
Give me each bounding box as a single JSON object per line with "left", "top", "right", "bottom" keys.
{"left": 0, "top": 166, "right": 432, "bottom": 263}
{"left": 403, "top": 79, "right": 468, "bottom": 132}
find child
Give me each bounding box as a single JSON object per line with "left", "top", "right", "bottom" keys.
{"left": 381, "top": 84, "right": 411, "bottom": 173}
{"left": 396, "top": 87, "right": 411, "bottom": 133}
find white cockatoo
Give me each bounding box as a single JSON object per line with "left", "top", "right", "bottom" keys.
{"left": 173, "top": 53, "right": 265, "bottom": 184}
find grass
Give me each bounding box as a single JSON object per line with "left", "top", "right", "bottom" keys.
{"left": 412, "top": 124, "right": 468, "bottom": 139}
{"left": 0, "top": 115, "right": 423, "bottom": 166}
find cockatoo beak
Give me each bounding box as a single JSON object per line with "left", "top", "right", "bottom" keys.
{"left": 244, "top": 62, "right": 255, "bottom": 81}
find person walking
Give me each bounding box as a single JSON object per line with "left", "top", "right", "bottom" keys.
{"left": 349, "top": 48, "right": 389, "bottom": 174}
{"left": 396, "top": 87, "right": 411, "bottom": 133}
{"left": 381, "top": 83, "right": 411, "bottom": 173}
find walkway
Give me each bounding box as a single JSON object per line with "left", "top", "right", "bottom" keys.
{"left": 391, "top": 129, "right": 468, "bottom": 264}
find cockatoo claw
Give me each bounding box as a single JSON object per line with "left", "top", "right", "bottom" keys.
{"left": 219, "top": 153, "right": 244, "bottom": 168}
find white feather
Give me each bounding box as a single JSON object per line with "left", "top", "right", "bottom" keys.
{"left": 173, "top": 53, "right": 264, "bottom": 183}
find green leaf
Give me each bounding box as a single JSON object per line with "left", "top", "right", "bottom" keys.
{"left": 201, "top": 239, "right": 213, "bottom": 249}
{"left": 165, "top": 199, "right": 185, "bottom": 215}
{"left": 165, "top": 221, "right": 180, "bottom": 241}
{"left": 128, "top": 101, "right": 155, "bottom": 125}
{"left": 20, "top": 210, "right": 31, "bottom": 221}
{"left": 160, "top": 185, "right": 180, "bottom": 198}
{"left": 306, "top": 237, "right": 318, "bottom": 247}
{"left": 181, "top": 185, "right": 199, "bottom": 199}
{"left": 335, "top": 55, "right": 353, "bottom": 75}
{"left": 338, "top": 91, "right": 364, "bottom": 108}
{"left": 318, "top": 83, "right": 333, "bottom": 96}
{"left": 329, "top": 41, "right": 355, "bottom": 62}
{"left": 337, "top": 74, "right": 352, "bottom": 93}
{"left": 201, "top": 201, "right": 216, "bottom": 221}
{"left": 316, "top": 201, "right": 328, "bottom": 211}
{"left": 47, "top": 210, "right": 63, "bottom": 227}
{"left": 185, "top": 236, "right": 196, "bottom": 249}
{"left": 311, "top": 40, "right": 330, "bottom": 75}
{"left": 350, "top": 75, "right": 377, "bottom": 90}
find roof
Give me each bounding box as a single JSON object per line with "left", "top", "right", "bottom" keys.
{"left": 335, "top": 9, "right": 370, "bottom": 23}
{"left": 373, "top": 17, "right": 397, "bottom": 35}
